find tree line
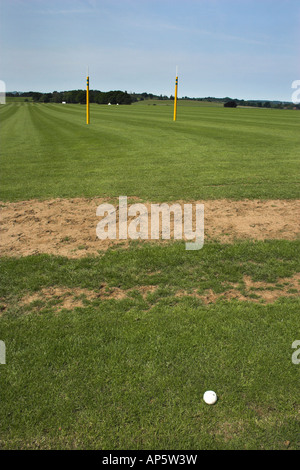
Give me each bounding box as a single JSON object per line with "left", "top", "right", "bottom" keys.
{"left": 7, "top": 90, "right": 132, "bottom": 105}
{"left": 131, "top": 93, "right": 299, "bottom": 109}
{"left": 6, "top": 91, "right": 299, "bottom": 109}
{"left": 182, "top": 96, "right": 300, "bottom": 110}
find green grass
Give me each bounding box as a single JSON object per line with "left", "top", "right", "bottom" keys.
{"left": 0, "top": 240, "right": 299, "bottom": 450}
{"left": 0, "top": 101, "right": 299, "bottom": 450}
{"left": 0, "top": 102, "right": 299, "bottom": 201}
{"left": 1, "top": 240, "right": 299, "bottom": 297}
{"left": 4, "top": 96, "right": 33, "bottom": 103}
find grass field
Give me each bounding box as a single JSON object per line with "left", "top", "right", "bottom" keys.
{"left": 0, "top": 102, "right": 299, "bottom": 450}
{"left": 0, "top": 102, "right": 299, "bottom": 201}
{"left": 4, "top": 96, "right": 33, "bottom": 103}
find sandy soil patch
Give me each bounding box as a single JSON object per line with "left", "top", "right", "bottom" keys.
{"left": 19, "top": 284, "right": 158, "bottom": 312}
{"left": 175, "top": 273, "right": 300, "bottom": 304}
{"left": 0, "top": 198, "right": 299, "bottom": 258}
{"left": 16, "top": 273, "right": 299, "bottom": 312}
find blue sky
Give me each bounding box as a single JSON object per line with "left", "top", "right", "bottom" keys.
{"left": 0, "top": 0, "right": 299, "bottom": 100}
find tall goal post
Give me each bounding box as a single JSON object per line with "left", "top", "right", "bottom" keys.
{"left": 86, "top": 67, "right": 90, "bottom": 124}
{"left": 173, "top": 66, "right": 178, "bottom": 121}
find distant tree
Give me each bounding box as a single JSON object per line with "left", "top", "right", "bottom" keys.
{"left": 224, "top": 100, "right": 237, "bottom": 108}
{"left": 96, "top": 93, "right": 106, "bottom": 105}
{"left": 52, "top": 91, "right": 63, "bottom": 103}
{"left": 39, "top": 93, "right": 52, "bottom": 103}
{"left": 76, "top": 90, "right": 86, "bottom": 104}
{"left": 121, "top": 91, "right": 132, "bottom": 104}
{"left": 31, "top": 92, "right": 42, "bottom": 102}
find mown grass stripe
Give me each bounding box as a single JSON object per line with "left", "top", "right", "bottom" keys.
{"left": 1, "top": 102, "right": 299, "bottom": 201}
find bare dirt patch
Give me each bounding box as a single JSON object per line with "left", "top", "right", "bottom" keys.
{"left": 175, "top": 273, "right": 300, "bottom": 304}
{"left": 17, "top": 273, "right": 299, "bottom": 313}
{"left": 0, "top": 198, "right": 299, "bottom": 258}
{"left": 21, "top": 287, "right": 93, "bottom": 311}
{"left": 20, "top": 284, "right": 158, "bottom": 312}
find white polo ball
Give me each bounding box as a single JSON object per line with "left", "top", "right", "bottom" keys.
{"left": 203, "top": 390, "right": 217, "bottom": 405}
